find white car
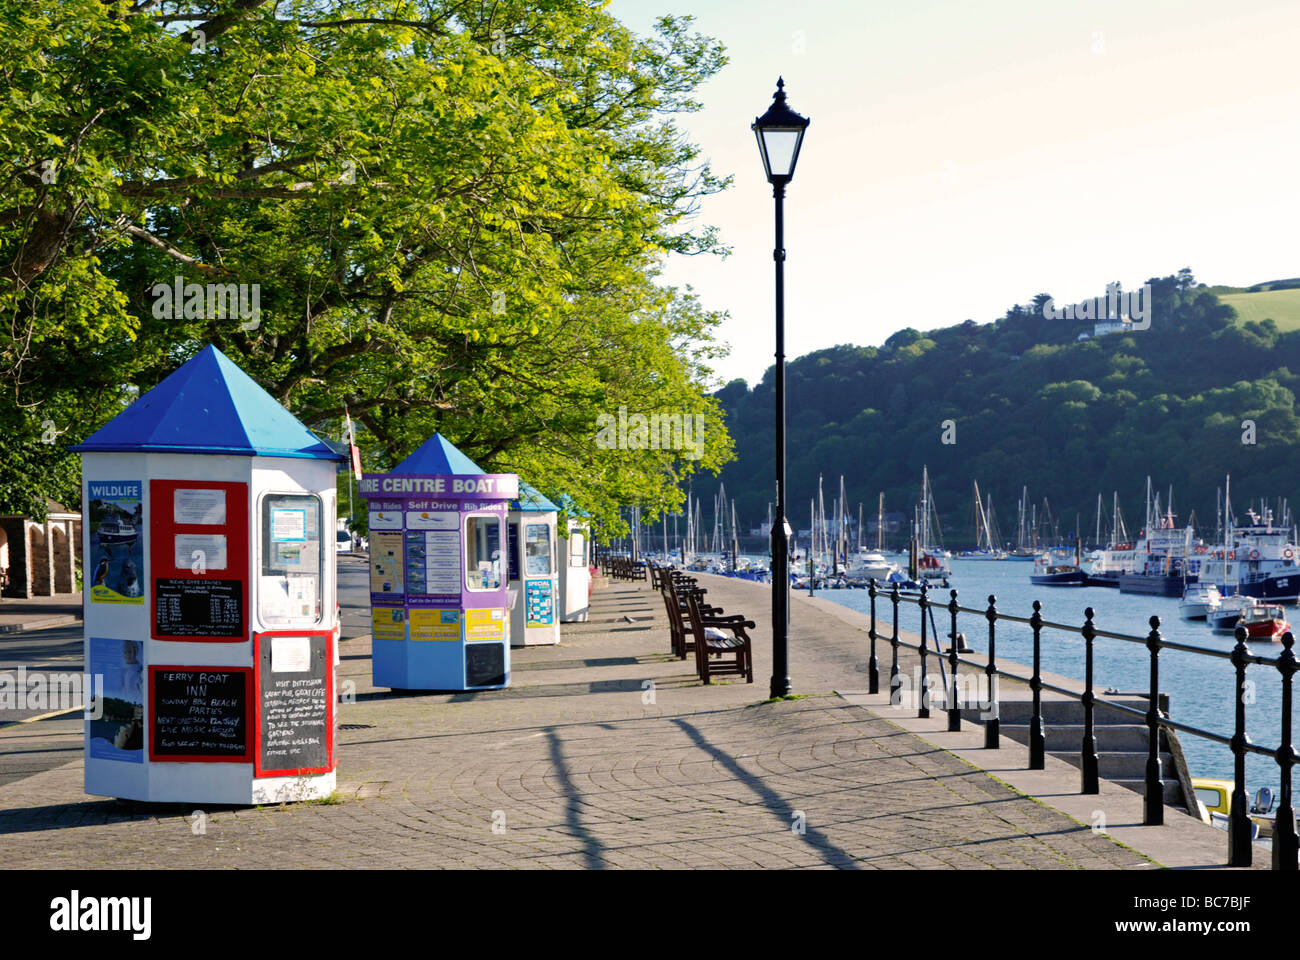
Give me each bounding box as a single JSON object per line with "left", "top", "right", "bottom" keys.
{"left": 335, "top": 531, "right": 352, "bottom": 554}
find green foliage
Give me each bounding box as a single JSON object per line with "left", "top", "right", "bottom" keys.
{"left": 700, "top": 271, "right": 1300, "bottom": 542}
{"left": 0, "top": 1, "right": 734, "bottom": 530}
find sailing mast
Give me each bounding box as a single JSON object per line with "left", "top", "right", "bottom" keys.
{"left": 877, "top": 493, "right": 884, "bottom": 551}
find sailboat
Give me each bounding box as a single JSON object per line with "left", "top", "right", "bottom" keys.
{"left": 962, "top": 481, "right": 1006, "bottom": 559}
{"left": 1008, "top": 486, "right": 1038, "bottom": 559}
{"left": 913, "top": 466, "right": 952, "bottom": 582}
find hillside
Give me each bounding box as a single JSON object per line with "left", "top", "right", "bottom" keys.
{"left": 696, "top": 270, "right": 1300, "bottom": 547}
{"left": 1218, "top": 288, "right": 1300, "bottom": 332}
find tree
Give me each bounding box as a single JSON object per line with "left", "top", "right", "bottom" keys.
{"left": 0, "top": 0, "right": 735, "bottom": 530}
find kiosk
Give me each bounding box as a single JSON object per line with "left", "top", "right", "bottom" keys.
{"left": 73, "top": 345, "right": 343, "bottom": 804}
{"left": 507, "top": 483, "right": 560, "bottom": 646}
{"left": 359, "top": 434, "right": 517, "bottom": 690}
{"left": 556, "top": 495, "right": 592, "bottom": 623}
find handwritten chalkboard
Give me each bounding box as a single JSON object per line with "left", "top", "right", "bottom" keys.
{"left": 154, "top": 578, "right": 243, "bottom": 638}
{"left": 256, "top": 633, "right": 330, "bottom": 775}
{"left": 150, "top": 668, "right": 250, "bottom": 760}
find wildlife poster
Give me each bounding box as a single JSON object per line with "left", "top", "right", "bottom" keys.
{"left": 88, "top": 637, "right": 144, "bottom": 762}
{"left": 87, "top": 480, "right": 144, "bottom": 604}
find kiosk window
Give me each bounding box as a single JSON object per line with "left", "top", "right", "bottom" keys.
{"left": 260, "top": 494, "right": 323, "bottom": 624}
{"left": 465, "top": 515, "right": 503, "bottom": 591}
{"left": 524, "top": 523, "right": 552, "bottom": 576}
{"left": 569, "top": 532, "right": 587, "bottom": 568}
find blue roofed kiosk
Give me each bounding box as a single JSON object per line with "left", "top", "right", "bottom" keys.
{"left": 508, "top": 482, "right": 561, "bottom": 646}
{"left": 72, "top": 345, "right": 345, "bottom": 804}
{"left": 358, "top": 434, "right": 518, "bottom": 690}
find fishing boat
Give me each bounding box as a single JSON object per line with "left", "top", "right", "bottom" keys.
{"left": 1236, "top": 603, "right": 1290, "bottom": 642}
{"left": 1119, "top": 483, "right": 1200, "bottom": 597}
{"left": 1178, "top": 582, "right": 1222, "bottom": 620}
{"left": 1197, "top": 476, "right": 1300, "bottom": 604}
{"left": 1030, "top": 541, "right": 1088, "bottom": 586}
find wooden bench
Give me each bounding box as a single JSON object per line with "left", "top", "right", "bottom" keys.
{"left": 684, "top": 589, "right": 754, "bottom": 684}
{"left": 660, "top": 575, "right": 723, "bottom": 660}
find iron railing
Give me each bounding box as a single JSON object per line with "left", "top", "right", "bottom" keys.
{"left": 866, "top": 578, "right": 1299, "bottom": 870}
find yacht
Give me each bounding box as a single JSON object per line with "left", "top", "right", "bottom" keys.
{"left": 1208, "top": 594, "right": 1255, "bottom": 633}
{"left": 847, "top": 550, "right": 898, "bottom": 581}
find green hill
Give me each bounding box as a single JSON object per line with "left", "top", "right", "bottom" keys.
{"left": 695, "top": 270, "right": 1300, "bottom": 546}
{"left": 1219, "top": 287, "right": 1300, "bottom": 332}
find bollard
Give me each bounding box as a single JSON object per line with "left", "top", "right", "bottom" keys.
{"left": 1144, "top": 616, "right": 1164, "bottom": 826}
{"left": 1080, "top": 608, "right": 1100, "bottom": 794}
{"left": 1029, "top": 600, "right": 1045, "bottom": 770}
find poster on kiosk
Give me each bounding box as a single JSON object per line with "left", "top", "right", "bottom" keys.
{"left": 508, "top": 482, "right": 561, "bottom": 645}
{"left": 358, "top": 433, "right": 518, "bottom": 691}
{"left": 72, "top": 345, "right": 344, "bottom": 805}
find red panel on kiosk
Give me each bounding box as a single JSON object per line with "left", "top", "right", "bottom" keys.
{"left": 150, "top": 480, "right": 249, "bottom": 642}
{"left": 148, "top": 665, "right": 254, "bottom": 763}
{"left": 252, "top": 630, "right": 335, "bottom": 777}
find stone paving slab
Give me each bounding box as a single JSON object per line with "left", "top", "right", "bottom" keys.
{"left": 0, "top": 575, "right": 1157, "bottom": 869}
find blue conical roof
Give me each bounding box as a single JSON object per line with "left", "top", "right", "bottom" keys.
{"left": 72, "top": 345, "right": 343, "bottom": 460}
{"left": 511, "top": 480, "right": 559, "bottom": 513}
{"left": 393, "top": 432, "right": 483, "bottom": 474}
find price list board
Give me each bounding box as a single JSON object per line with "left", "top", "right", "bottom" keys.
{"left": 154, "top": 578, "right": 244, "bottom": 638}
{"left": 148, "top": 667, "right": 252, "bottom": 762}
{"left": 150, "top": 479, "right": 249, "bottom": 642}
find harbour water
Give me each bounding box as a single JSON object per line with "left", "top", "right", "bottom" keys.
{"left": 815, "top": 558, "right": 1292, "bottom": 794}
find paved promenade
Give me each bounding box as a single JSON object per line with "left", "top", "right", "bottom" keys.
{"left": 0, "top": 572, "right": 1236, "bottom": 869}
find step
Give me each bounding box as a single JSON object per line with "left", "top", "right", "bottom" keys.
{"left": 1048, "top": 750, "right": 1176, "bottom": 780}
{"left": 957, "top": 697, "right": 1148, "bottom": 725}
{"left": 1113, "top": 779, "right": 1185, "bottom": 804}
{"left": 997, "top": 722, "right": 1150, "bottom": 752}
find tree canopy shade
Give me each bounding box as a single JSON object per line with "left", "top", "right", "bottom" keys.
{"left": 0, "top": 0, "right": 734, "bottom": 529}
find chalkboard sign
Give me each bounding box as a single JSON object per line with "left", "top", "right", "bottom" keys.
{"left": 507, "top": 522, "right": 519, "bottom": 582}
{"left": 149, "top": 667, "right": 251, "bottom": 761}
{"left": 254, "top": 632, "right": 332, "bottom": 776}
{"left": 466, "top": 641, "right": 506, "bottom": 688}
{"left": 154, "top": 578, "right": 244, "bottom": 639}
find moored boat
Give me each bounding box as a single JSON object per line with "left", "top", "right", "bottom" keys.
{"left": 1178, "top": 582, "right": 1221, "bottom": 620}
{"left": 1236, "top": 603, "right": 1291, "bottom": 642}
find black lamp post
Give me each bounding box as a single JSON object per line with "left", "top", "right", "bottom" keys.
{"left": 753, "top": 77, "right": 809, "bottom": 699}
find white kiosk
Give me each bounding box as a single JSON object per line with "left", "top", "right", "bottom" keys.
{"left": 73, "top": 345, "right": 343, "bottom": 804}
{"left": 556, "top": 494, "right": 592, "bottom": 623}
{"left": 507, "top": 482, "right": 560, "bottom": 646}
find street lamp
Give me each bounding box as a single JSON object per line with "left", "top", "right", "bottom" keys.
{"left": 753, "top": 77, "right": 809, "bottom": 699}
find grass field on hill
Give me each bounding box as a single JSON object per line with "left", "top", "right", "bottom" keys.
{"left": 1219, "top": 287, "right": 1300, "bottom": 331}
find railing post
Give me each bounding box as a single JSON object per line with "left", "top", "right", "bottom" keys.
{"left": 984, "top": 595, "right": 999, "bottom": 749}
{"left": 1029, "top": 600, "right": 1045, "bottom": 769}
{"left": 889, "top": 583, "right": 901, "bottom": 706}
{"left": 867, "top": 579, "right": 880, "bottom": 695}
{"left": 1080, "top": 607, "right": 1100, "bottom": 794}
{"left": 1275, "top": 631, "right": 1298, "bottom": 871}
{"left": 1229, "top": 626, "right": 1253, "bottom": 867}
{"left": 1144, "top": 616, "right": 1164, "bottom": 826}
{"left": 918, "top": 582, "right": 930, "bottom": 719}
{"left": 947, "top": 589, "right": 961, "bottom": 731}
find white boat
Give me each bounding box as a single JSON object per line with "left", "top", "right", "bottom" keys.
{"left": 1179, "top": 582, "right": 1221, "bottom": 620}
{"left": 846, "top": 550, "right": 898, "bottom": 580}
{"left": 1208, "top": 594, "right": 1254, "bottom": 633}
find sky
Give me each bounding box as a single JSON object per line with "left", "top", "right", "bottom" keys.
{"left": 609, "top": 0, "right": 1300, "bottom": 386}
